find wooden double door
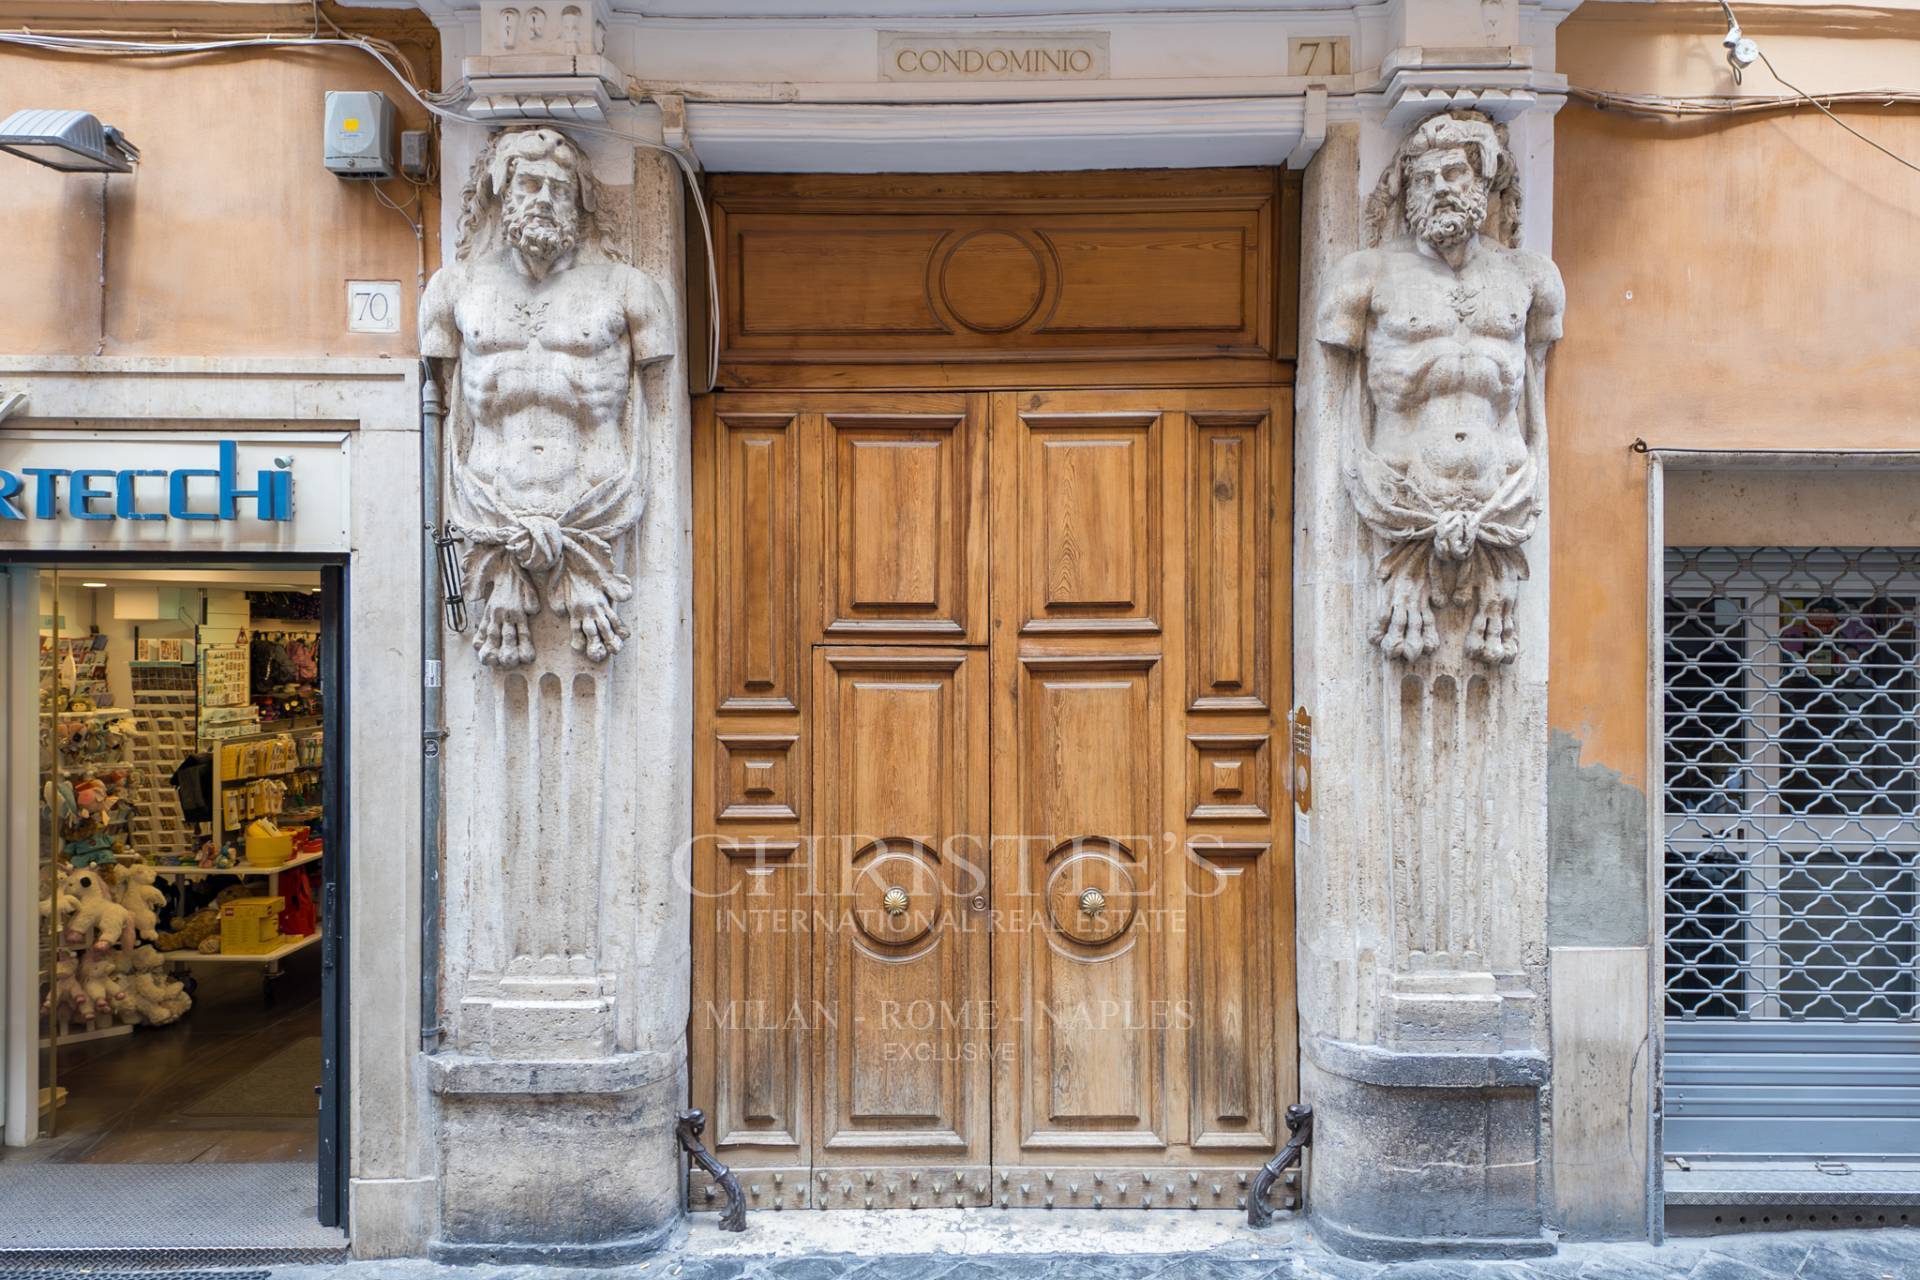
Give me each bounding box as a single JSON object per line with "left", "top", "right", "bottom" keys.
{"left": 691, "top": 387, "right": 1296, "bottom": 1212}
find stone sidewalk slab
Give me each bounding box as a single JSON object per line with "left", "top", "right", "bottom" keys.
{"left": 254, "top": 1227, "right": 1920, "bottom": 1280}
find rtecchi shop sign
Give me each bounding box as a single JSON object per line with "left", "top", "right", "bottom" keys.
{"left": 0, "top": 431, "right": 349, "bottom": 553}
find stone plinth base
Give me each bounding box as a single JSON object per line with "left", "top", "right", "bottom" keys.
{"left": 426, "top": 1051, "right": 683, "bottom": 1263}
{"left": 1305, "top": 1037, "right": 1552, "bottom": 1261}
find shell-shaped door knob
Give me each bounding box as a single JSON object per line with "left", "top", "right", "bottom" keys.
{"left": 1079, "top": 887, "right": 1107, "bottom": 915}
{"left": 882, "top": 886, "right": 911, "bottom": 917}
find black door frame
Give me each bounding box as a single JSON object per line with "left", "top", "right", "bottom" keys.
{"left": 2, "top": 550, "right": 351, "bottom": 1231}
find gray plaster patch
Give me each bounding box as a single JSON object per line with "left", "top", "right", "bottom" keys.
{"left": 1548, "top": 730, "right": 1650, "bottom": 947}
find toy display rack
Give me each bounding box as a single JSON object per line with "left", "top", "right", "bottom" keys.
{"left": 129, "top": 661, "right": 196, "bottom": 861}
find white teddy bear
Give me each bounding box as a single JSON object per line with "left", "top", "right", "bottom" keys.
{"left": 115, "top": 864, "right": 168, "bottom": 941}
{"left": 124, "top": 945, "right": 191, "bottom": 1025}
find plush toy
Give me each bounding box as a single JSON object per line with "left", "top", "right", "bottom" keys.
{"left": 154, "top": 883, "right": 249, "bottom": 953}
{"left": 124, "top": 946, "right": 191, "bottom": 1025}
{"left": 115, "top": 865, "right": 168, "bottom": 941}
{"left": 75, "top": 949, "right": 122, "bottom": 1018}
{"left": 64, "top": 833, "right": 119, "bottom": 868}
{"left": 42, "top": 954, "right": 87, "bottom": 1023}
{"left": 40, "top": 885, "right": 78, "bottom": 930}
{"left": 62, "top": 866, "right": 134, "bottom": 951}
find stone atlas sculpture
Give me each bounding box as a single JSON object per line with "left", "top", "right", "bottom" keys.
{"left": 1319, "top": 109, "right": 1564, "bottom": 665}
{"left": 422, "top": 126, "right": 673, "bottom": 667}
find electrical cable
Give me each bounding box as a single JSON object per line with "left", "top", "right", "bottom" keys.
{"left": 1754, "top": 46, "right": 1920, "bottom": 177}
{"left": 0, "top": 27, "right": 721, "bottom": 388}
{"left": 1708, "top": 0, "right": 1920, "bottom": 175}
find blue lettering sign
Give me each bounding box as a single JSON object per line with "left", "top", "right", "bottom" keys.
{"left": 115, "top": 469, "right": 167, "bottom": 521}
{"left": 71, "top": 469, "right": 117, "bottom": 520}
{"left": 21, "top": 468, "right": 69, "bottom": 519}
{"left": 0, "top": 444, "right": 292, "bottom": 526}
{"left": 168, "top": 465, "right": 219, "bottom": 522}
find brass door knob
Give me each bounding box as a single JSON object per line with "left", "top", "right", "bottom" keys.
{"left": 1079, "top": 887, "right": 1107, "bottom": 915}
{"left": 882, "top": 886, "right": 910, "bottom": 917}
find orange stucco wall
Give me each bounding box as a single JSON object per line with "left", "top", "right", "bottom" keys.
{"left": 0, "top": 5, "right": 439, "bottom": 358}
{"left": 1549, "top": 4, "right": 1920, "bottom": 785}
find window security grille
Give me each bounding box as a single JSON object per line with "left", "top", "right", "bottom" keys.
{"left": 1662, "top": 547, "right": 1920, "bottom": 1163}
{"left": 1665, "top": 547, "right": 1920, "bottom": 1026}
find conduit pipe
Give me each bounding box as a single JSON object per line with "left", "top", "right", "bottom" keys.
{"left": 420, "top": 364, "right": 445, "bottom": 1052}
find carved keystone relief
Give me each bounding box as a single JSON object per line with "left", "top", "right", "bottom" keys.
{"left": 422, "top": 126, "right": 676, "bottom": 669}
{"left": 1316, "top": 109, "right": 1564, "bottom": 666}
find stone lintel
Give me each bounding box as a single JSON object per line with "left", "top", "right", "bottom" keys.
{"left": 1309, "top": 1035, "right": 1549, "bottom": 1090}
{"left": 426, "top": 1049, "right": 678, "bottom": 1098}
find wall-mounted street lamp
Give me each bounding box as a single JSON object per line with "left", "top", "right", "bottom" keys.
{"left": 0, "top": 108, "right": 139, "bottom": 173}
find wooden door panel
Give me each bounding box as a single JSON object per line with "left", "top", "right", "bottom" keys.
{"left": 820, "top": 404, "right": 987, "bottom": 643}
{"left": 1186, "top": 841, "right": 1278, "bottom": 1150}
{"left": 1001, "top": 655, "right": 1166, "bottom": 1150}
{"left": 1187, "top": 413, "right": 1271, "bottom": 712}
{"left": 707, "top": 839, "right": 810, "bottom": 1152}
{"left": 1017, "top": 411, "right": 1163, "bottom": 635}
{"left": 814, "top": 649, "right": 990, "bottom": 1164}
{"left": 714, "top": 410, "right": 801, "bottom": 714}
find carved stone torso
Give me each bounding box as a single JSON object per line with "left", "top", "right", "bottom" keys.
{"left": 1338, "top": 237, "right": 1553, "bottom": 508}
{"left": 445, "top": 254, "right": 646, "bottom": 517}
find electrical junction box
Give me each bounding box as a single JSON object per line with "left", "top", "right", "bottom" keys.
{"left": 324, "top": 90, "right": 394, "bottom": 179}
{"left": 399, "top": 128, "right": 431, "bottom": 180}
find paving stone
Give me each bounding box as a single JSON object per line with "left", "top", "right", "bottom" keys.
{"left": 1374, "top": 1262, "right": 1487, "bottom": 1280}
{"left": 1686, "top": 1252, "right": 1791, "bottom": 1280}
{"left": 764, "top": 1257, "right": 865, "bottom": 1280}
{"left": 1290, "top": 1252, "right": 1381, "bottom": 1280}
{"left": 1572, "top": 1253, "right": 1688, "bottom": 1280}
{"left": 1826, "top": 1231, "right": 1920, "bottom": 1272}
{"left": 1493, "top": 1257, "right": 1588, "bottom": 1280}
{"left": 1792, "top": 1244, "right": 1901, "bottom": 1280}
{"left": 1727, "top": 1240, "right": 1813, "bottom": 1277}
{"left": 676, "top": 1263, "right": 757, "bottom": 1280}
{"left": 1472, "top": 1260, "right": 1585, "bottom": 1280}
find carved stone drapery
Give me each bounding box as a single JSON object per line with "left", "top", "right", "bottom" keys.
{"left": 1318, "top": 110, "right": 1564, "bottom": 666}
{"left": 422, "top": 126, "right": 674, "bottom": 668}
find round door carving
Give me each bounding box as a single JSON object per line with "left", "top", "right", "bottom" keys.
{"left": 1045, "top": 846, "right": 1139, "bottom": 948}
{"left": 852, "top": 847, "right": 940, "bottom": 947}
{"left": 933, "top": 230, "right": 1050, "bottom": 334}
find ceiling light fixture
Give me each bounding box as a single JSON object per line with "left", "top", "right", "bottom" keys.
{"left": 0, "top": 108, "right": 139, "bottom": 173}
{"left": 80, "top": 580, "right": 108, "bottom": 588}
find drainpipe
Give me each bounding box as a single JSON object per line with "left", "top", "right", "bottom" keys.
{"left": 420, "top": 362, "right": 445, "bottom": 1052}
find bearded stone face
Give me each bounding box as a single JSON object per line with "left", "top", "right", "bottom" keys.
{"left": 1404, "top": 144, "right": 1491, "bottom": 251}
{"left": 502, "top": 153, "right": 582, "bottom": 264}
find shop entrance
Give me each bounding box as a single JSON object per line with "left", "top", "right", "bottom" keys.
{"left": 0, "top": 561, "right": 348, "bottom": 1237}
{"left": 1661, "top": 547, "right": 1920, "bottom": 1170}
